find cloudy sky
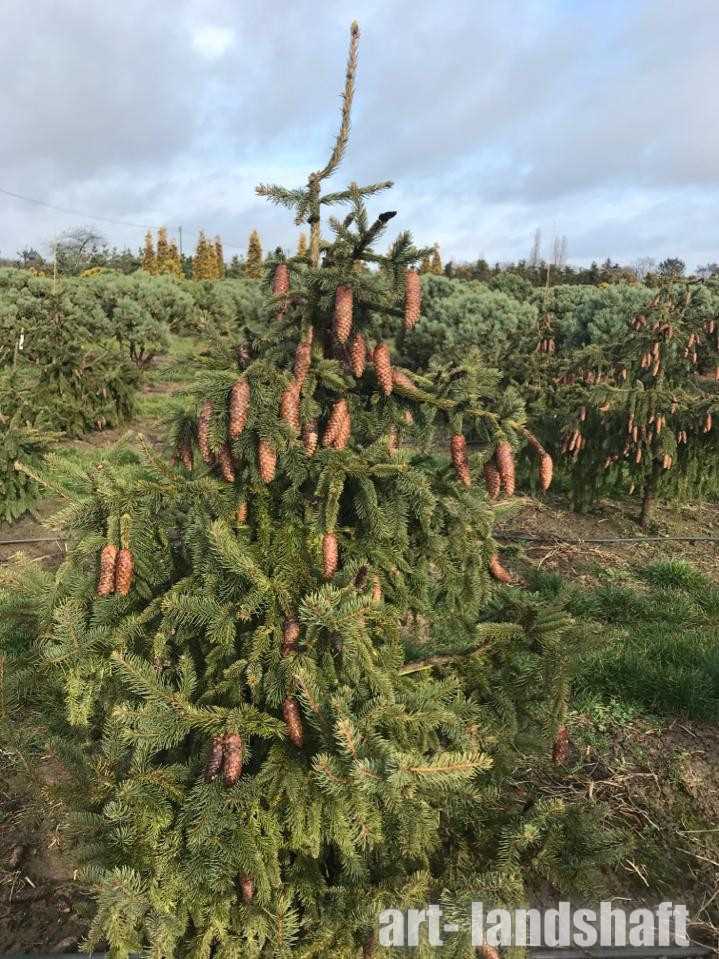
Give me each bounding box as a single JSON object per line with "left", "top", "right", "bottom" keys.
{"left": 1, "top": 0, "right": 717, "bottom": 269}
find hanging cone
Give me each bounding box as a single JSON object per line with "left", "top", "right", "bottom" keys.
{"left": 282, "top": 697, "right": 304, "bottom": 747}
{"left": 239, "top": 875, "right": 255, "bottom": 904}
{"left": 217, "top": 444, "right": 236, "bottom": 483}
{"left": 404, "top": 269, "right": 421, "bottom": 330}
{"left": 403, "top": 409, "right": 414, "bottom": 425}
{"left": 281, "top": 619, "right": 300, "bottom": 656}
{"left": 488, "top": 554, "right": 512, "bottom": 584}
{"left": 205, "top": 735, "right": 225, "bottom": 782}
{"left": 257, "top": 439, "right": 277, "bottom": 483}
{"left": 322, "top": 532, "right": 339, "bottom": 579}
{"left": 450, "top": 434, "right": 471, "bottom": 487}
{"left": 281, "top": 380, "right": 301, "bottom": 434}
{"left": 349, "top": 333, "right": 367, "bottom": 378}
{"left": 538, "top": 453, "right": 554, "bottom": 492}
{"left": 114, "top": 548, "right": 134, "bottom": 596}
{"left": 333, "top": 285, "right": 353, "bottom": 343}
{"left": 495, "top": 441, "right": 515, "bottom": 496}
{"left": 228, "top": 379, "right": 250, "bottom": 439}
{"left": 552, "top": 725, "right": 571, "bottom": 766}
{"left": 294, "top": 341, "right": 312, "bottom": 386}
{"left": 303, "top": 418, "right": 319, "bottom": 456}
{"left": 373, "top": 342, "right": 393, "bottom": 396}
{"left": 197, "top": 400, "right": 213, "bottom": 464}
{"left": 478, "top": 947, "right": 501, "bottom": 959}
{"left": 333, "top": 404, "right": 351, "bottom": 450}
{"left": 322, "top": 399, "right": 348, "bottom": 447}
{"left": 483, "top": 460, "right": 501, "bottom": 500}
{"left": 235, "top": 502, "right": 248, "bottom": 524}
{"left": 392, "top": 369, "right": 419, "bottom": 395}
{"left": 178, "top": 438, "right": 193, "bottom": 470}
{"left": 96, "top": 544, "right": 118, "bottom": 597}
{"left": 223, "top": 733, "right": 243, "bottom": 786}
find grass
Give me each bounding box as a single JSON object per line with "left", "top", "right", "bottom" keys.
{"left": 527, "top": 560, "right": 719, "bottom": 721}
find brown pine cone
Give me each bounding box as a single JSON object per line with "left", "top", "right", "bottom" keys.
{"left": 223, "top": 733, "right": 243, "bottom": 786}
{"left": 450, "top": 434, "right": 471, "bottom": 487}
{"left": 197, "top": 400, "right": 213, "bottom": 464}
{"left": 272, "top": 263, "right": 289, "bottom": 296}
{"left": 538, "top": 453, "right": 554, "bottom": 492}
{"left": 322, "top": 532, "right": 339, "bottom": 579}
{"left": 281, "top": 380, "right": 301, "bottom": 434}
{"left": 178, "top": 438, "right": 193, "bottom": 470}
{"left": 403, "top": 409, "right": 414, "bottom": 425}
{"left": 282, "top": 697, "right": 304, "bottom": 748}
{"left": 228, "top": 379, "right": 251, "bottom": 439}
{"left": 552, "top": 725, "right": 571, "bottom": 766}
{"left": 391, "top": 369, "right": 419, "bottom": 395}
{"left": 257, "top": 439, "right": 277, "bottom": 483}
{"left": 114, "top": 548, "right": 134, "bottom": 596}
{"left": 488, "top": 554, "right": 512, "bottom": 584}
{"left": 495, "top": 441, "right": 515, "bottom": 496}
{"left": 217, "top": 443, "right": 236, "bottom": 483}
{"left": 96, "top": 544, "right": 118, "bottom": 597}
{"left": 404, "top": 269, "right": 421, "bottom": 330}
{"left": 239, "top": 875, "right": 255, "bottom": 904}
{"left": 205, "top": 735, "right": 225, "bottom": 782}
{"left": 483, "top": 460, "right": 501, "bottom": 500}
{"left": 333, "top": 405, "right": 351, "bottom": 450}
{"left": 349, "top": 333, "right": 367, "bottom": 378}
{"left": 477, "top": 947, "right": 501, "bottom": 959}
{"left": 322, "top": 399, "right": 348, "bottom": 447}
{"left": 281, "top": 618, "right": 300, "bottom": 656}
{"left": 333, "top": 285, "right": 353, "bottom": 344}
{"left": 303, "top": 418, "right": 319, "bottom": 456}
{"left": 294, "top": 341, "right": 312, "bottom": 386}
{"left": 236, "top": 502, "right": 248, "bottom": 523}
{"left": 371, "top": 576, "right": 382, "bottom": 603}
{"left": 373, "top": 342, "right": 393, "bottom": 396}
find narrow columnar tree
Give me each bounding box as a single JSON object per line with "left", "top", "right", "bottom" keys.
{"left": 141, "top": 228, "right": 156, "bottom": 274}
{"left": 246, "top": 229, "right": 263, "bottom": 278}
{"left": 215, "top": 236, "right": 226, "bottom": 278}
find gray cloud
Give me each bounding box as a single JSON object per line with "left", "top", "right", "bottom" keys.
{"left": 1, "top": 0, "right": 717, "bottom": 268}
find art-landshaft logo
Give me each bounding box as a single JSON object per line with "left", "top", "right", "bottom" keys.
{"left": 377, "top": 901, "right": 692, "bottom": 949}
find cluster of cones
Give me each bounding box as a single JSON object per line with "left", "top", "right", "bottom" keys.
{"left": 96, "top": 539, "right": 134, "bottom": 597}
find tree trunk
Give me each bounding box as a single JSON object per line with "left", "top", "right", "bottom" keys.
{"left": 639, "top": 462, "right": 661, "bottom": 527}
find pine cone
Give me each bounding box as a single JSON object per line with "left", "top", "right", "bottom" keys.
{"left": 223, "top": 733, "right": 243, "bottom": 786}
{"left": 333, "top": 285, "right": 353, "bottom": 344}
{"left": 273, "top": 263, "right": 289, "bottom": 296}
{"left": 495, "top": 441, "right": 516, "bottom": 496}
{"left": 322, "top": 399, "right": 348, "bottom": 447}
{"left": 478, "top": 947, "right": 501, "bottom": 959}
{"left": 96, "top": 544, "right": 118, "bottom": 597}
{"left": 239, "top": 875, "right": 255, "bottom": 904}
{"left": 178, "top": 438, "right": 193, "bottom": 470}
{"left": 450, "top": 434, "right": 471, "bottom": 487}
{"left": 322, "top": 532, "right": 339, "bottom": 579}
{"left": 294, "top": 341, "right": 312, "bottom": 386}
{"left": 333, "top": 405, "right": 351, "bottom": 450}
{"left": 281, "top": 380, "right": 301, "bottom": 434}
{"left": 282, "top": 697, "right": 304, "bottom": 748}
{"left": 228, "top": 379, "right": 250, "bottom": 439}
{"left": 114, "top": 548, "right": 134, "bottom": 596}
{"left": 488, "top": 554, "right": 512, "bottom": 584}
{"left": 373, "top": 342, "right": 393, "bottom": 396}
{"left": 538, "top": 453, "right": 554, "bottom": 492}
{"left": 282, "top": 618, "right": 300, "bottom": 656}
{"left": 371, "top": 576, "right": 382, "bottom": 603}
{"left": 552, "top": 725, "right": 571, "bottom": 766}
{"left": 483, "top": 460, "right": 501, "bottom": 500}
{"left": 257, "top": 439, "right": 277, "bottom": 483}
{"left": 303, "top": 418, "right": 318, "bottom": 456}
{"left": 403, "top": 409, "right": 414, "bottom": 425}
{"left": 349, "top": 333, "right": 367, "bottom": 378}
{"left": 236, "top": 502, "right": 248, "bottom": 523}
{"left": 205, "top": 735, "right": 225, "bottom": 782}
{"left": 404, "top": 269, "right": 421, "bottom": 330}
{"left": 197, "top": 400, "right": 213, "bottom": 464}
{"left": 217, "top": 443, "right": 236, "bottom": 483}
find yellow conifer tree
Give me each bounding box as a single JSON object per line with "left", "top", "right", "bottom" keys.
{"left": 214, "top": 237, "right": 225, "bottom": 278}
{"left": 156, "top": 227, "right": 171, "bottom": 274}
{"left": 141, "top": 229, "right": 156, "bottom": 274}
{"left": 429, "top": 244, "right": 443, "bottom": 275}
{"left": 245, "top": 229, "right": 263, "bottom": 279}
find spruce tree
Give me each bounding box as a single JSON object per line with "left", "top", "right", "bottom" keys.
{"left": 429, "top": 244, "right": 443, "bottom": 275}
{"left": 193, "top": 231, "right": 219, "bottom": 280}
{"left": 215, "top": 237, "right": 226, "bottom": 279}
{"left": 245, "top": 229, "right": 263, "bottom": 279}
{"left": 156, "top": 226, "right": 171, "bottom": 274}
{"left": 141, "top": 229, "right": 156, "bottom": 274}
{"left": 0, "top": 23, "right": 586, "bottom": 956}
